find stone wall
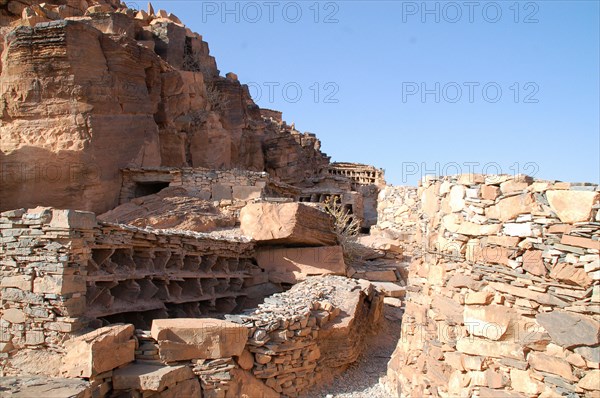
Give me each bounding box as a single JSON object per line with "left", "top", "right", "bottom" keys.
{"left": 1, "top": 269, "right": 382, "bottom": 398}
{"left": 0, "top": 207, "right": 260, "bottom": 354}
{"left": 373, "top": 185, "right": 420, "bottom": 253}
{"left": 384, "top": 175, "right": 600, "bottom": 397}
{"left": 0, "top": 208, "right": 94, "bottom": 354}
{"left": 118, "top": 167, "right": 292, "bottom": 205}
{"left": 225, "top": 276, "right": 382, "bottom": 397}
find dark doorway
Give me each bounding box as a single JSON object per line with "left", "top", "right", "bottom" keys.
{"left": 134, "top": 181, "right": 170, "bottom": 198}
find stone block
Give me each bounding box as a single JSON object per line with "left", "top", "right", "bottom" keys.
{"left": 456, "top": 336, "right": 525, "bottom": 360}
{"left": 528, "top": 352, "right": 576, "bottom": 381}
{"left": 0, "top": 275, "right": 32, "bottom": 291}
{"left": 49, "top": 209, "right": 97, "bottom": 229}
{"left": 159, "top": 378, "right": 202, "bottom": 398}
{"left": 560, "top": 234, "right": 600, "bottom": 250}
{"left": 578, "top": 369, "right": 600, "bottom": 391}
{"left": 372, "top": 282, "right": 406, "bottom": 298}
{"left": 255, "top": 246, "right": 346, "bottom": 283}
{"left": 536, "top": 311, "right": 600, "bottom": 348}
{"left": 113, "top": 363, "right": 194, "bottom": 392}
{"left": 486, "top": 193, "right": 534, "bottom": 221}
{"left": 240, "top": 202, "right": 337, "bottom": 246}
{"left": 211, "top": 184, "right": 232, "bottom": 201}
{"left": 1, "top": 309, "right": 26, "bottom": 324}
{"left": 61, "top": 324, "right": 135, "bottom": 377}
{"left": 33, "top": 274, "right": 86, "bottom": 295}
{"left": 232, "top": 185, "right": 262, "bottom": 201}
{"left": 151, "top": 318, "right": 248, "bottom": 362}
{"left": 546, "top": 190, "right": 599, "bottom": 223}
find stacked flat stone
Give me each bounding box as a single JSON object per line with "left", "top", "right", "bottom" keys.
{"left": 0, "top": 208, "right": 260, "bottom": 355}
{"left": 384, "top": 174, "right": 600, "bottom": 397}
{"left": 134, "top": 330, "right": 160, "bottom": 361}
{"left": 373, "top": 185, "right": 421, "bottom": 253}
{"left": 236, "top": 275, "right": 375, "bottom": 397}
{"left": 0, "top": 208, "right": 95, "bottom": 355}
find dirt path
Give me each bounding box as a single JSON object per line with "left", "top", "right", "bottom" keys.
{"left": 302, "top": 304, "right": 403, "bottom": 398}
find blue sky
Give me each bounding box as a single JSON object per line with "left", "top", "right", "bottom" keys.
{"left": 151, "top": 0, "right": 599, "bottom": 186}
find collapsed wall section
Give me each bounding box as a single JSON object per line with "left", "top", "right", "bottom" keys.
{"left": 100, "top": 276, "right": 382, "bottom": 398}
{"left": 384, "top": 175, "right": 600, "bottom": 397}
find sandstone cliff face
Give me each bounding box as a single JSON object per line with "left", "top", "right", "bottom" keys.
{"left": 1, "top": 20, "right": 163, "bottom": 213}
{"left": 0, "top": 1, "right": 330, "bottom": 213}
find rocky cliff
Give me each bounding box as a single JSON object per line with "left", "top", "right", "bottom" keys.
{"left": 0, "top": 0, "right": 329, "bottom": 214}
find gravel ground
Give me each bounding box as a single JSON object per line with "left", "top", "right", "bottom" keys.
{"left": 301, "top": 304, "right": 403, "bottom": 398}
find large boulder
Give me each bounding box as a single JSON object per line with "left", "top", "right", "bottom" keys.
{"left": 61, "top": 324, "right": 135, "bottom": 377}
{"left": 240, "top": 202, "right": 337, "bottom": 246}
{"left": 151, "top": 318, "right": 248, "bottom": 362}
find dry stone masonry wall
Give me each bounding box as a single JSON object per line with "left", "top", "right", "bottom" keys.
{"left": 384, "top": 174, "right": 600, "bottom": 397}
{"left": 373, "top": 185, "right": 420, "bottom": 254}
{"left": 119, "top": 167, "right": 287, "bottom": 205}
{"left": 0, "top": 206, "right": 258, "bottom": 353}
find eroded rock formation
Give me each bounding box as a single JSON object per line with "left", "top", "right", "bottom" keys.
{"left": 0, "top": 0, "right": 333, "bottom": 214}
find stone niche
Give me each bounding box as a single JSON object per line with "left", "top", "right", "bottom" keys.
{"left": 0, "top": 208, "right": 383, "bottom": 398}
{"left": 0, "top": 207, "right": 264, "bottom": 347}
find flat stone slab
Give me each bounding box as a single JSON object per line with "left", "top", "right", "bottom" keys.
{"left": 151, "top": 318, "right": 248, "bottom": 362}
{"left": 0, "top": 377, "right": 91, "bottom": 398}
{"left": 256, "top": 246, "right": 346, "bottom": 283}
{"left": 371, "top": 281, "right": 406, "bottom": 298}
{"left": 536, "top": 310, "right": 600, "bottom": 348}
{"left": 113, "top": 363, "right": 194, "bottom": 392}
{"left": 61, "top": 324, "right": 135, "bottom": 377}
{"left": 240, "top": 202, "right": 337, "bottom": 246}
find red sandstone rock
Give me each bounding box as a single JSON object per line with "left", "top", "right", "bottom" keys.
{"left": 0, "top": 11, "right": 331, "bottom": 214}
{"left": 546, "top": 190, "right": 599, "bottom": 223}
{"left": 486, "top": 193, "right": 535, "bottom": 221}
{"left": 255, "top": 246, "right": 346, "bottom": 283}
{"left": 61, "top": 324, "right": 135, "bottom": 377}
{"left": 98, "top": 186, "right": 235, "bottom": 232}
{"left": 240, "top": 202, "right": 337, "bottom": 246}
{"left": 151, "top": 318, "right": 248, "bottom": 362}
{"left": 226, "top": 368, "right": 280, "bottom": 398}
{"left": 112, "top": 363, "right": 195, "bottom": 392}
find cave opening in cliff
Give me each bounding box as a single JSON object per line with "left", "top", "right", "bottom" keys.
{"left": 133, "top": 181, "right": 170, "bottom": 198}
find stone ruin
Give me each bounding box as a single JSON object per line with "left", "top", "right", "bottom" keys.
{"left": 0, "top": 1, "right": 598, "bottom": 397}
{"left": 379, "top": 176, "right": 600, "bottom": 397}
